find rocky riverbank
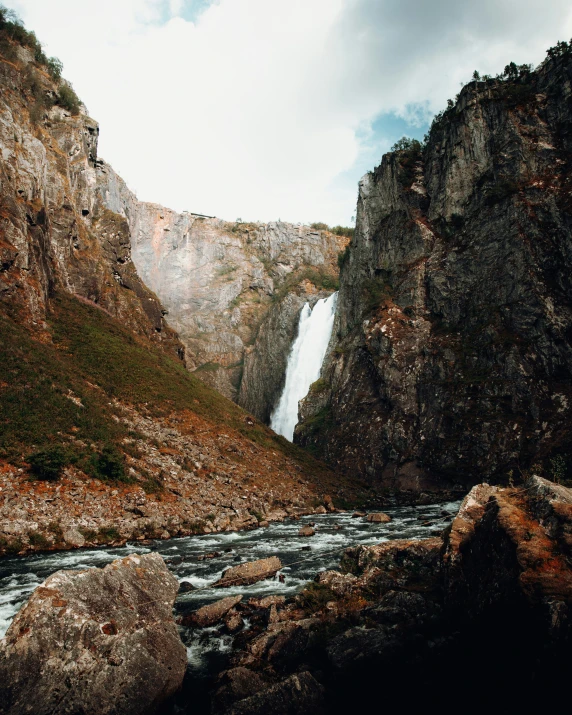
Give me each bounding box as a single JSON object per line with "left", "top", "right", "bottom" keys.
{"left": 195, "top": 475, "right": 572, "bottom": 712}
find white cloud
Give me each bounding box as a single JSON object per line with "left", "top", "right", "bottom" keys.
{"left": 6, "top": 0, "right": 572, "bottom": 224}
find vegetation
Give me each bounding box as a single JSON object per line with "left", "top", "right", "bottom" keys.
{"left": 57, "top": 84, "right": 81, "bottom": 115}
{"left": 28, "top": 446, "right": 72, "bottom": 481}
{"left": 310, "top": 223, "right": 355, "bottom": 239}
{"left": 337, "top": 245, "right": 351, "bottom": 270}
{"left": 271, "top": 266, "right": 339, "bottom": 303}
{"left": 391, "top": 137, "right": 424, "bottom": 188}
{"left": 0, "top": 291, "right": 333, "bottom": 482}
{"left": 0, "top": 6, "right": 81, "bottom": 119}
{"left": 297, "top": 582, "right": 336, "bottom": 613}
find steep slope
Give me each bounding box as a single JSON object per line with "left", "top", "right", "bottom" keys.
{"left": 297, "top": 48, "right": 572, "bottom": 492}
{"left": 0, "top": 22, "right": 363, "bottom": 554}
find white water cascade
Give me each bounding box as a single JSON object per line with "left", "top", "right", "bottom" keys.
{"left": 270, "top": 292, "right": 338, "bottom": 441}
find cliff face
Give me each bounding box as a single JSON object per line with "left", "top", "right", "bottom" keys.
{"left": 0, "top": 46, "right": 181, "bottom": 354}
{"left": 97, "top": 166, "right": 345, "bottom": 405}
{"left": 297, "top": 52, "right": 572, "bottom": 490}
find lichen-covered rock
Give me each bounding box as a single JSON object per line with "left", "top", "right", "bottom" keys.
{"left": 0, "top": 553, "right": 186, "bottom": 715}
{"left": 185, "top": 594, "right": 243, "bottom": 628}
{"left": 298, "top": 525, "right": 315, "bottom": 536}
{"left": 213, "top": 557, "right": 282, "bottom": 587}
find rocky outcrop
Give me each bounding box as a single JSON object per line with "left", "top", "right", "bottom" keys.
{"left": 297, "top": 50, "right": 572, "bottom": 490}
{"left": 209, "top": 477, "right": 572, "bottom": 711}
{"left": 0, "top": 553, "right": 186, "bottom": 715}
{"left": 187, "top": 595, "right": 243, "bottom": 628}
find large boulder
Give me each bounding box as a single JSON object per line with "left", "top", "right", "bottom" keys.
{"left": 0, "top": 553, "right": 186, "bottom": 715}
{"left": 213, "top": 557, "right": 282, "bottom": 588}
{"left": 226, "top": 671, "right": 324, "bottom": 715}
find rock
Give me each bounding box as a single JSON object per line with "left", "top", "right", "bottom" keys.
{"left": 186, "top": 595, "right": 243, "bottom": 627}
{"left": 212, "top": 667, "right": 269, "bottom": 714}
{"left": 213, "top": 557, "right": 282, "bottom": 588}
{"left": 352, "top": 511, "right": 366, "bottom": 518}
{"left": 224, "top": 609, "right": 244, "bottom": 633}
{"left": 179, "top": 580, "right": 196, "bottom": 593}
{"left": 61, "top": 527, "right": 85, "bottom": 548}
{"left": 0, "top": 553, "right": 186, "bottom": 715}
{"left": 314, "top": 505, "right": 327, "bottom": 514}
{"left": 259, "top": 520, "right": 269, "bottom": 527}
{"left": 324, "top": 494, "right": 335, "bottom": 512}
{"left": 299, "top": 525, "right": 315, "bottom": 536}
{"left": 367, "top": 512, "right": 391, "bottom": 523}
{"left": 226, "top": 672, "right": 325, "bottom": 715}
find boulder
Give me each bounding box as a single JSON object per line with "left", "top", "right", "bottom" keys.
{"left": 314, "top": 505, "right": 327, "bottom": 514}
{"left": 212, "top": 667, "right": 269, "bottom": 714}
{"left": 213, "top": 557, "right": 282, "bottom": 588}
{"left": 367, "top": 512, "right": 392, "bottom": 523}
{"left": 352, "top": 511, "right": 366, "bottom": 518}
{"left": 0, "top": 553, "right": 186, "bottom": 715}
{"left": 179, "top": 580, "right": 196, "bottom": 593}
{"left": 299, "top": 525, "right": 315, "bottom": 537}
{"left": 226, "top": 672, "right": 325, "bottom": 715}
{"left": 186, "top": 595, "right": 243, "bottom": 628}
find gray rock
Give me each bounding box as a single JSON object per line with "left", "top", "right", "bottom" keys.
{"left": 0, "top": 553, "right": 186, "bottom": 715}
{"left": 187, "top": 595, "right": 243, "bottom": 628}
{"left": 213, "top": 557, "right": 282, "bottom": 587}
{"left": 295, "top": 55, "right": 572, "bottom": 490}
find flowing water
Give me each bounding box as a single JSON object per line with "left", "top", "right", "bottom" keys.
{"left": 0, "top": 503, "right": 459, "bottom": 653}
{"left": 270, "top": 292, "right": 337, "bottom": 441}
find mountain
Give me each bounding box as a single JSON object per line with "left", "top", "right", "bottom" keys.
{"left": 0, "top": 20, "right": 361, "bottom": 555}
{"left": 297, "top": 48, "right": 572, "bottom": 493}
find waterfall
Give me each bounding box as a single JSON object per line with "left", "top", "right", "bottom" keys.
{"left": 270, "top": 292, "right": 338, "bottom": 441}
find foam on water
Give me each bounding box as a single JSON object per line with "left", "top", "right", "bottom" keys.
{"left": 0, "top": 501, "right": 461, "bottom": 638}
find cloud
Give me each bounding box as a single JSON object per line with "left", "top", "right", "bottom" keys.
{"left": 6, "top": 0, "right": 572, "bottom": 224}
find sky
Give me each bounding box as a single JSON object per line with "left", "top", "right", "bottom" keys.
{"left": 5, "top": 0, "right": 572, "bottom": 225}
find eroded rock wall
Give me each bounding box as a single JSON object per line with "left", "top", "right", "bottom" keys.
{"left": 97, "top": 168, "right": 346, "bottom": 403}
{"left": 0, "top": 48, "right": 181, "bottom": 354}
{"left": 296, "top": 53, "right": 572, "bottom": 490}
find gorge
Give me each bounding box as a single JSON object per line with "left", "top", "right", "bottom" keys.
{"left": 1, "top": 8, "right": 572, "bottom": 715}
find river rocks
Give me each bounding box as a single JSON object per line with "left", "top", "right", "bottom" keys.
{"left": 226, "top": 672, "right": 325, "bottom": 715}
{"left": 224, "top": 609, "right": 244, "bottom": 633}
{"left": 187, "top": 595, "right": 243, "bottom": 628}
{"left": 213, "top": 557, "right": 282, "bottom": 588}
{"left": 298, "top": 525, "right": 315, "bottom": 536}
{"left": 179, "top": 580, "right": 196, "bottom": 593}
{"left": 214, "top": 478, "right": 572, "bottom": 710}
{"left": 0, "top": 553, "right": 186, "bottom": 715}
{"left": 296, "top": 52, "right": 572, "bottom": 491}
{"left": 366, "top": 512, "right": 391, "bottom": 523}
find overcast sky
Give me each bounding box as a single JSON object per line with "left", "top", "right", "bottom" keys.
{"left": 6, "top": 0, "right": 572, "bottom": 225}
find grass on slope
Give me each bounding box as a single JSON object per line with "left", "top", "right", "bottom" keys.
{"left": 0, "top": 292, "right": 331, "bottom": 478}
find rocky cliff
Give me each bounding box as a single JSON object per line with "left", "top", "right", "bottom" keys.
{"left": 0, "top": 44, "right": 181, "bottom": 354}
{"left": 98, "top": 165, "right": 346, "bottom": 406}
{"left": 297, "top": 49, "right": 572, "bottom": 492}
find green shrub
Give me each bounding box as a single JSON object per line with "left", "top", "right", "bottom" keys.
{"left": 46, "top": 56, "right": 63, "bottom": 81}
{"left": 330, "top": 225, "right": 355, "bottom": 239}
{"left": 28, "top": 531, "right": 50, "bottom": 549}
{"left": 310, "top": 222, "right": 329, "bottom": 231}
{"left": 57, "top": 84, "right": 80, "bottom": 115}
{"left": 88, "top": 444, "right": 129, "bottom": 483}
{"left": 28, "top": 446, "right": 71, "bottom": 481}
{"left": 97, "top": 526, "right": 120, "bottom": 543}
